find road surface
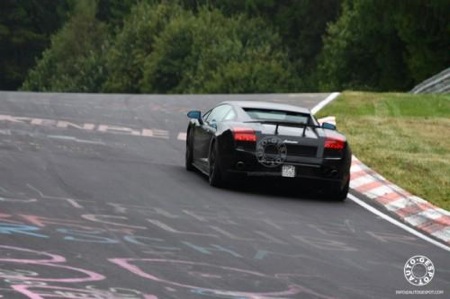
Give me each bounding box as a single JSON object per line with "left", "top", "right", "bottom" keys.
{"left": 0, "top": 92, "right": 448, "bottom": 298}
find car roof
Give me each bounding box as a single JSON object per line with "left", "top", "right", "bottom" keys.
{"left": 221, "top": 101, "right": 311, "bottom": 114}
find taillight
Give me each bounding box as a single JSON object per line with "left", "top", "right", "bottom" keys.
{"left": 325, "top": 137, "right": 345, "bottom": 150}
{"left": 232, "top": 127, "right": 257, "bottom": 142}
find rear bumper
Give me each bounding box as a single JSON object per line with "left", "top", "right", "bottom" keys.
{"left": 226, "top": 166, "right": 345, "bottom": 183}
{"left": 220, "top": 148, "right": 351, "bottom": 184}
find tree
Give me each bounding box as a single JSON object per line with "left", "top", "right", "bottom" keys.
{"left": 392, "top": 0, "right": 450, "bottom": 83}
{"left": 103, "top": 2, "right": 297, "bottom": 93}
{"left": 96, "top": 0, "right": 140, "bottom": 29}
{"left": 22, "top": 0, "right": 108, "bottom": 92}
{"left": 317, "top": 0, "right": 450, "bottom": 91}
{"left": 180, "top": 0, "right": 340, "bottom": 91}
{"left": 0, "top": 0, "right": 69, "bottom": 90}
{"left": 140, "top": 7, "right": 297, "bottom": 93}
{"left": 317, "top": 0, "right": 410, "bottom": 91}
{"left": 102, "top": 2, "right": 186, "bottom": 93}
{"left": 21, "top": 0, "right": 448, "bottom": 92}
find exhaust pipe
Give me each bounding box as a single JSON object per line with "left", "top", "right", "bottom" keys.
{"left": 323, "top": 169, "right": 339, "bottom": 177}
{"left": 236, "top": 161, "right": 245, "bottom": 170}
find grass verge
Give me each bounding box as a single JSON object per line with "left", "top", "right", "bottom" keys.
{"left": 317, "top": 91, "right": 450, "bottom": 211}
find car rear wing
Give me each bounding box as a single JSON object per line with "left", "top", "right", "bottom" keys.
{"left": 243, "top": 120, "right": 321, "bottom": 137}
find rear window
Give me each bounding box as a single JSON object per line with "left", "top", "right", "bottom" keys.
{"left": 243, "top": 108, "right": 310, "bottom": 124}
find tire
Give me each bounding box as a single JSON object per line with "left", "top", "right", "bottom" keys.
{"left": 330, "top": 178, "right": 349, "bottom": 201}
{"left": 185, "top": 132, "right": 194, "bottom": 171}
{"left": 208, "top": 142, "right": 226, "bottom": 187}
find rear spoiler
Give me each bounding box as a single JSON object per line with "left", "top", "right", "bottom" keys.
{"left": 243, "top": 120, "right": 321, "bottom": 137}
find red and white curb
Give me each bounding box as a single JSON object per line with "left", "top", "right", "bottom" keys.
{"left": 350, "top": 157, "right": 450, "bottom": 245}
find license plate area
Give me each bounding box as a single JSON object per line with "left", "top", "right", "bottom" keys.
{"left": 281, "top": 165, "right": 296, "bottom": 178}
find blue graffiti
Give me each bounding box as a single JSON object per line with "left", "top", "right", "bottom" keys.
{"left": 0, "top": 222, "right": 48, "bottom": 238}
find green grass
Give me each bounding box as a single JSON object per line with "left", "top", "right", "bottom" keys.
{"left": 317, "top": 92, "right": 450, "bottom": 211}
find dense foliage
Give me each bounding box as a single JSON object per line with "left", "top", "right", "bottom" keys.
{"left": 1, "top": 0, "right": 448, "bottom": 92}
{"left": 318, "top": 0, "right": 450, "bottom": 91}
{"left": 0, "top": 0, "right": 69, "bottom": 90}
{"left": 22, "top": 1, "right": 108, "bottom": 92}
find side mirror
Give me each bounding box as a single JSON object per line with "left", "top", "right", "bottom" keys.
{"left": 209, "top": 119, "right": 217, "bottom": 130}
{"left": 187, "top": 110, "right": 203, "bottom": 124}
{"left": 322, "top": 122, "right": 336, "bottom": 130}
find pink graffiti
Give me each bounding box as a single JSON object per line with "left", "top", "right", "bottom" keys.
{"left": 16, "top": 214, "right": 141, "bottom": 234}
{"left": 109, "top": 259, "right": 303, "bottom": 298}
{"left": 12, "top": 285, "right": 159, "bottom": 299}
{"left": 0, "top": 213, "right": 22, "bottom": 224}
{"left": 20, "top": 214, "right": 100, "bottom": 230}
{"left": 0, "top": 245, "right": 104, "bottom": 283}
{"left": 275, "top": 274, "right": 338, "bottom": 299}
{"left": 0, "top": 245, "right": 63, "bottom": 263}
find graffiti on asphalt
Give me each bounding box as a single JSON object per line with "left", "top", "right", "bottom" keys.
{"left": 0, "top": 185, "right": 418, "bottom": 298}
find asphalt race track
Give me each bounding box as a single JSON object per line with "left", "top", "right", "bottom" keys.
{"left": 0, "top": 92, "right": 448, "bottom": 299}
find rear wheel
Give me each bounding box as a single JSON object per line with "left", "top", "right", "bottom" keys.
{"left": 185, "top": 132, "right": 194, "bottom": 171}
{"left": 209, "top": 142, "right": 226, "bottom": 187}
{"left": 329, "top": 178, "right": 349, "bottom": 201}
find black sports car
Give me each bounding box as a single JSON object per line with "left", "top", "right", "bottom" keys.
{"left": 185, "top": 101, "right": 351, "bottom": 200}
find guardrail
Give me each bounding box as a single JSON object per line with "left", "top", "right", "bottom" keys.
{"left": 410, "top": 67, "right": 450, "bottom": 94}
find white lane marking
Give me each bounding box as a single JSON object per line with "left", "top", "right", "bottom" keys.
{"left": 178, "top": 132, "right": 187, "bottom": 141}
{"left": 47, "top": 135, "right": 105, "bottom": 145}
{"left": 348, "top": 194, "right": 450, "bottom": 252}
{"left": 311, "top": 92, "right": 340, "bottom": 114}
